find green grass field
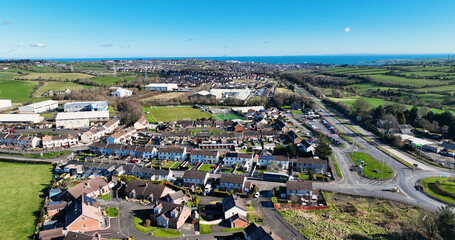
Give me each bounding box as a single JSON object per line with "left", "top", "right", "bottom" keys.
{"left": 18, "top": 72, "right": 93, "bottom": 81}
{"left": 152, "top": 229, "right": 182, "bottom": 237}
{"left": 420, "top": 177, "right": 455, "bottom": 205}
{"left": 349, "top": 152, "right": 393, "bottom": 179}
{"left": 214, "top": 113, "right": 245, "bottom": 120}
{"left": 199, "top": 224, "right": 213, "bottom": 234}
{"left": 133, "top": 211, "right": 157, "bottom": 233}
{"left": 0, "top": 162, "right": 53, "bottom": 239}
{"left": 0, "top": 72, "right": 40, "bottom": 103}
{"left": 143, "top": 106, "right": 212, "bottom": 122}
{"left": 35, "top": 81, "right": 88, "bottom": 96}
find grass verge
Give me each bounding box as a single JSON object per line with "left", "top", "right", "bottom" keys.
{"left": 419, "top": 177, "right": 455, "bottom": 205}
{"left": 349, "top": 152, "right": 393, "bottom": 179}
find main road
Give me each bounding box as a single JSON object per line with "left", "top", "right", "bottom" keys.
{"left": 292, "top": 83, "right": 454, "bottom": 212}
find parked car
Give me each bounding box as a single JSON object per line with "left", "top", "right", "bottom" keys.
{"left": 254, "top": 192, "right": 260, "bottom": 198}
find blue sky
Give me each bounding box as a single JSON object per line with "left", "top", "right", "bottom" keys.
{"left": 1, "top": 0, "right": 454, "bottom": 58}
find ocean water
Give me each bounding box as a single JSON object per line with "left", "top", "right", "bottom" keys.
{"left": 41, "top": 54, "right": 449, "bottom": 65}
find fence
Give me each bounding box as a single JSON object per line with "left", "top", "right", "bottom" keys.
{"left": 273, "top": 203, "right": 327, "bottom": 211}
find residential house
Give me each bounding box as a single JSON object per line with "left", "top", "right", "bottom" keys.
{"left": 285, "top": 181, "right": 317, "bottom": 201}
{"left": 157, "top": 147, "right": 187, "bottom": 161}
{"left": 244, "top": 223, "right": 282, "bottom": 240}
{"left": 300, "top": 139, "right": 315, "bottom": 153}
{"left": 65, "top": 195, "right": 105, "bottom": 233}
{"left": 46, "top": 201, "right": 67, "bottom": 217}
{"left": 295, "top": 158, "right": 329, "bottom": 174}
{"left": 134, "top": 116, "right": 149, "bottom": 130}
{"left": 165, "top": 191, "right": 190, "bottom": 205}
{"left": 182, "top": 170, "right": 209, "bottom": 187}
{"left": 190, "top": 149, "right": 219, "bottom": 164}
{"left": 124, "top": 179, "right": 171, "bottom": 201}
{"left": 222, "top": 195, "right": 247, "bottom": 220}
{"left": 218, "top": 174, "right": 247, "bottom": 193}
{"left": 223, "top": 152, "right": 254, "bottom": 171}
{"left": 106, "top": 127, "right": 137, "bottom": 144}
{"left": 38, "top": 227, "right": 65, "bottom": 240}
{"left": 259, "top": 155, "right": 289, "bottom": 170}
{"left": 60, "top": 177, "right": 110, "bottom": 201}
{"left": 42, "top": 134, "right": 78, "bottom": 149}
{"left": 150, "top": 201, "right": 191, "bottom": 229}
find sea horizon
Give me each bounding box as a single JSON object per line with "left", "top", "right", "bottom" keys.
{"left": 2, "top": 53, "right": 452, "bottom": 65}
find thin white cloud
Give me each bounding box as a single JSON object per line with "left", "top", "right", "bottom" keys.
{"left": 30, "top": 43, "right": 45, "bottom": 48}
{"left": 101, "top": 44, "right": 113, "bottom": 47}
{"left": 344, "top": 27, "right": 351, "bottom": 32}
{"left": 2, "top": 20, "right": 11, "bottom": 25}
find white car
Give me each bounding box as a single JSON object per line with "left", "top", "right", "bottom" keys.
{"left": 254, "top": 192, "right": 260, "bottom": 198}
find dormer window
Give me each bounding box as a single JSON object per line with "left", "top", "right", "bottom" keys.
{"left": 154, "top": 207, "right": 160, "bottom": 214}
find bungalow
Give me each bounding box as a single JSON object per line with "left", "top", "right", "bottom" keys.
{"left": 106, "top": 127, "right": 137, "bottom": 144}
{"left": 65, "top": 195, "right": 105, "bottom": 233}
{"left": 218, "top": 174, "right": 247, "bottom": 193}
{"left": 60, "top": 177, "right": 110, "bottom": 201}
{"left": 285, "top": 181, "right": 318, "bottom": 201}
{"left": 42, "top": 134, "right": 78, "bottom": 149}
{"left": 222, "top": 195, "right": 247, "bottom": 220}
{"left": 223, "top": 152, "right": 255, "bottom": 172}
{"left": 150, "top": 201, "right": 191, "bottom": 229}
{"left": 295, "top": 158, "right": 329, "bottom": 174}
{"left": 182, "top": 170, "right": 209, "bottom": 187}
{"left": 259, "top": 155, "right": 289, "bottom": 170}
{"left": 244, "top": 223, "right": 282, "bottom": 240}
{"left": 157, "top": 147, "right": 187, "bottom": 161}
{"left": 124, "top": 179, "right": 171, "bottom": 201}
{"left": 190, "top": 149, "right": 219, "bottom": 164}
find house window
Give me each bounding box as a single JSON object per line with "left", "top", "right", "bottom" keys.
{"left": 82, "top": 224, "right": 86, "bottom": 228}
{"left": 81, "top": 217, "right": 85, "bottom": 221}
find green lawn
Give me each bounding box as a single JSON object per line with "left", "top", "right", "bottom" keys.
{"left": 35, "top": 81, "right": 87, "bottom": 96}
{"left": 222, "top": 168, "right": 233, "bottom": 173}
{"left": 420, "top": 177, "right": 455, "bottom": 205}
{"left": 133, "top": 211, "right": 157, "bottom": 233}
{"left": 349, "top": 152, "right": 393, "bottom": 179}
{"left": 143, "top": 106, "right": 212, "bottom": 122}
{"left": 0, "top": 162, "right": 53, "bottom": 239}
{"left": 298, "top": 173, "right": 310, "bottom": 180}
{"left": 170, "top": 162, "right": 181, "bottom": 169}
{"left": 0, "top": 150, "right": 72, "bottom": 159}
{"left": 18, "top": 72, "right": 93, "bottom": 81}
{"left": 152, "top": 228, "right": 182, "bottom": 237}
{"left": 199, "top": 164, "right": 214, "bottom": 172}
{"left": 162, "top": 161, "right": 176, "bottom": 168}
{"left": 214, "top": 113, "right": 245, "bottom": 120}
{"left": 104, "top": 207, "right": 118, "bottom": 217}
{"left": 199, "top": 224, "right": 213, "bottom": 234}
{"left": 98, "top": 193, "right": 109, "bottom": 200}
{"left": 0, "top": 72, "right": 40, "bottom": 103}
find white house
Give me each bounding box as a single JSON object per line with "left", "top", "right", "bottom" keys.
{"left": 80, "top": 118, "right": 119, "bottom": 142}
{"left": 111, "top": 87, "right": 132, "bottom": 97}
{"left": 134, "top": 116, "right": 149, "bottom": 130}
{"left": 0, "top": 99, "right": 12, "bottom": 109}
{"left": 19, "top": 100, "right": 58, "bottom": 114}
{"left": 222, "top": 195, "right": 247, "bottom": 220}
{"left": 182, "top": 170, "right": 209, "bottom": 187}
{"left": 157, "top": 147, "right": 187, "bottom": 161}
{"left": 42, "top": 134, "right": 78, "bottom": 149}
{"left": 190, "top": 149, "right": 219, "bottom": 164}
{"left": 106, "top": 127, "right": 137, "bottom": 144}
{"left": 223, "top": 152, "right": 254, "bottom": 171}
{"left": 286, "top": 181, "right": 317, "bottom": 201}
{"left": 145, "top": 83, "right": 178, "bottom": 91}
{"left": 259, "top": 155, "right": 290, "bottom": 170}
{"left": 63, "top": 101, "right": 108, "bottom": 112}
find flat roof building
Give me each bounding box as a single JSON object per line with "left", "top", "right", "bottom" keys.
{"left": 63, "top": 101, "right": 108, "bottom": 112}
{"left": 145, "top": 83, "right": 178, "bottom": 91}
{"left": 56, "top": 111, "right": 109, "bottom": 121}
{"left": 0, "top": 99, "right": 12, "bottom": 109}
{"left": 0, "top": 114, "right": 44, "bottom": 123}
{"left": 18, "top": 100, "right": 58, "bottom": 114}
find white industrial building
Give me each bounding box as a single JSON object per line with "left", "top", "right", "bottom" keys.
{"left": 63, "top": 101, "right": 108, "bottom": 112}
{"left": 145, "top": 83, "right": 178, "bottom": 91}
{"left": 111, "top": 87, "right": 132, "bottom": 97}
{"left": 56, "top": 111, "right": 109, "bottom": 129}
{"left": 0, "top": 100, "right": 12, "bottom": 109}
{"left": 19, "top": 100, "right": 58, "bottom": 114}
{"left": 209, "top": 88, "right": 251, "bottom": 101}
{"left": 0, "top": 114, "right": 44, "bottom": 123}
